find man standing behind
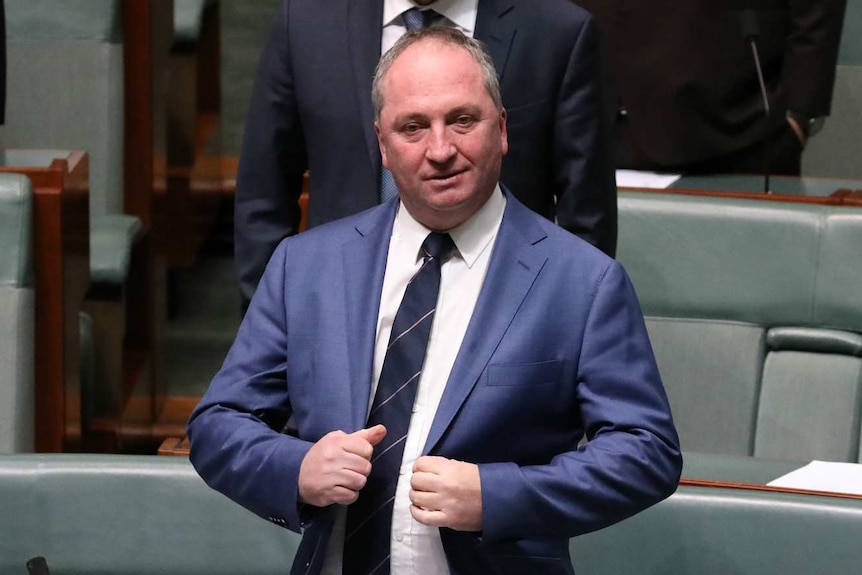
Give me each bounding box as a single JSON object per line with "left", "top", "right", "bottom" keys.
{"left": 234, "top": 0, "right": 616, "bottom": 309}
{"left": 190, "top": 27, "right": 679, "bottom": 575}
{"left": 578, "top": 0, "right": 846, "bottom": 175}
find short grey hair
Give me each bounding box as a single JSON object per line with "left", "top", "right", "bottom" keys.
{"left": 372, "top": 27, "right": 503, "bottom": 120}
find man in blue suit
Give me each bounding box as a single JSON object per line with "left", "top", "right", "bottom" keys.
{"left": 234, "top": 0, "right": 617, "bottom": 309}
{"left": 190, "top": 28, "right": 679, "bottom": 575}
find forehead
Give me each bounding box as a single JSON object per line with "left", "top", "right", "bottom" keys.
{"left": 383, "top": 40, "right": 488, "bottom": 108}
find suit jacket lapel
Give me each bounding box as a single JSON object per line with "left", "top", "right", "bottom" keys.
{"left": 475, "top": 0, "right": 516, "bottom": 83}
{"left": 347, "top": 0, "right": 385, "bottom": 176}
{"left": 342, "top": 201, "right": 397, "bottom": 430}
{"left": 423, "top": 195, "right": 548, "bottom": 454}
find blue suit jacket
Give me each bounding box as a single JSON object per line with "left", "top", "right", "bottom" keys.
{"left": 190, "top": 193, "right": 680, "bottom": 574}
{"left": 234, "top": 0, "right": 617, "bottom": 304}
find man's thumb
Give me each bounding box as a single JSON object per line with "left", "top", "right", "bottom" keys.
{"left": 354, "top": 424, "right": 387, "bottom": 446}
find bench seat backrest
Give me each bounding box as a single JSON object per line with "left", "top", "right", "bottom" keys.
{"left": 618, "top": 191, "right": 862, "bottom": 461}
{"left": 0, "top": 0, "right": 125, "bottom": 218}
{"left": 0, "top": 174, "right": 35, "bottom": 453}
{"left": 572, "top": 484, "right": 862, "bottom": 574}
{"left": 0, "top": 455, "right": 300, "bottom": 574}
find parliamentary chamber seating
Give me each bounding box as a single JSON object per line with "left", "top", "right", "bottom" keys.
{"left": 617, "top": 190, "right": 862, "bottom": 463}
{"left": 0, "top": 0, "right": 144, "bottom": 442}
{"left": 0, "top": 174, "right": 35, "bottom": 454}
{"left": 0, "top": 0, "right": 219, "bottom": 451}
{"left": 0, "top": 453, "right": 859, "bottom": 574}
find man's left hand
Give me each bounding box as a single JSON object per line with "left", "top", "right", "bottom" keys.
{"left": 409, "top": 456, "right": 482, "bottom": 531}
{"left": 787, "top": 116, "right": 807, "bottom": 146}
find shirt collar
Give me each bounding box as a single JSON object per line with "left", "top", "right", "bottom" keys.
{"left": 383, "top": 0, "right": 478, "bottom": 35}
{"left": 394, "top": 184, "right": 506, "bottom": 269}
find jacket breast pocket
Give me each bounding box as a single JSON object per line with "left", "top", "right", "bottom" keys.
{"left": 486, "top": 360, "right": 562, "bottom": 387}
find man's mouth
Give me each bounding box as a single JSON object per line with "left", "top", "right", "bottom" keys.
{"left": 428, "top": 169, "right": 467, "bottom": 183}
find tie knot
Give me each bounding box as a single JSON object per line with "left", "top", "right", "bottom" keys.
{"left": 421, "top": 232, "right": 455, "bottom": 262}
{"left": 402, "top": 7, "right": 437, "bottom": 30}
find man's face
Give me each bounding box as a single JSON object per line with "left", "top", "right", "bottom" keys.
{"left": 375, "top": 40, "right": 508, "bottom": 231}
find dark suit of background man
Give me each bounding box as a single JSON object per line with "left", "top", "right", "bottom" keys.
{"left": 578, "top": 0, "right": 846, "bottom": 175}
{"left": 234, "top": 0, "right": 617, "bottom": 307}
{"left": 190, "top": 27, "right": 679, "bottom": 575}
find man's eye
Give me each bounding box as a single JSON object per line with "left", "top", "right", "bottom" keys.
{"left": 402, "top": 123, "right": 421, "bottom": 134}
{"left": 455, "top": 115, "right": 475, "bottom": 128}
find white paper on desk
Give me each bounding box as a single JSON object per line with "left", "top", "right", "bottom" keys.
{"left": 767, "top": 460, "right": 862, "bottom": 496}
{"left": 615, "top": 169, "right": 682, "bottom": 189}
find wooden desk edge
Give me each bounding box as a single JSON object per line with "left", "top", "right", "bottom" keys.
{"left": 679, "top": 477, "right": 862, "bottom": 501}
{"left": 621, "top": 185, "right": 862, "bottom": 205}
{"left": 158, "top": 436, "right": 191, "bottom": 457}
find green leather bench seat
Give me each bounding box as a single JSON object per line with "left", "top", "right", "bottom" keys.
{"left": 2, "top": 454, "right": 861, "bottom": 574}
{"left": 571, "top": 483, "right": 862, "bottom": 574}
{"left": 0, "top": 455, "right": 300, "bottom": 575}
{"left": 618, "top": 191, "right": 862, "bottom": 461}
{"left": 0, "top": 174, "right": 35, "bottom": 453}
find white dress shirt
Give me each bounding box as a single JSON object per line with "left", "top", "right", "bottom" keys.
{"left": 322, "top": 187, "right": 505, "bottom": 574}
{"left": 382, "top": 0, "right": 479, "bottom": 53}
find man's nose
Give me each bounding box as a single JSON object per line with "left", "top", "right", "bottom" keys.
{"left": 425, "top": 127, "right": 457, "bottom": 164}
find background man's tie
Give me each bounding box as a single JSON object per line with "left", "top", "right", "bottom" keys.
{"left": 343, "top": 232, "right": 455, "bottom": 575}
{"left": 379, "top": 8, "right": 440, "bottom": 203}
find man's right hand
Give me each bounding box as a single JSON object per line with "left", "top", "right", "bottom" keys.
{"left": 298, "top": 425, "right": 387, "bottom": 507}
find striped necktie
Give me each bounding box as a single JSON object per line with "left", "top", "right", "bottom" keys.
{"left": 343, "top": 232, "right": 455, "bottom": 575}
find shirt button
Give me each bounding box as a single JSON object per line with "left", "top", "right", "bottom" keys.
{"left": 396, "top": 534, "right": 404, "bottom": 542}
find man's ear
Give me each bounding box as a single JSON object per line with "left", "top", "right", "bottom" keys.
{"left": 375, "top": 121, "right": 389, "bottom": 168}
{"left": 499, "top": 108, "right": 509, "bottom": 156}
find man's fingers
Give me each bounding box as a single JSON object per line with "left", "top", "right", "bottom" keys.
{"left": 413, "top": 455, "right": 447, "bottom": 473}
{"left": 298, "top": 429, "right": 378, "bottom": 506}
{"left": 336, "top": 466, "right": 371, "bottom": 492}
{"left": 329, "top": 485, "right": 362, "bottom": 505}
{"left": 410, "top": 505, "right": 448, "bottom": 527}
{"left": 410, "top": 470, "right": 440, "bottom": 493}
{"left": 409, "top": 487, "right": 438, "bottom": 510}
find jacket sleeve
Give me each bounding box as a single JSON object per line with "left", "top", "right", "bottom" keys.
{"left": 783, "top": 0, "right": 847, "bottom": 116}
{"left": 235, "top": 0, "right": 308, "bottom": 305}
{"left": 478, "top": 262, "right": 682, "bottom": 541}
{"left": 552, "top": 14, "right": 618, "bottom": 258}
{"left": 188, "top": 239, "right": 312, "bottom": 533}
